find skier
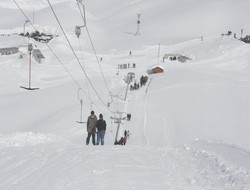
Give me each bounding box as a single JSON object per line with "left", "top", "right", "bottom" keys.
{"left": 124, "top": 130, "right": 127, "bottom": 137}
{"left": 86, "top": 110, "right": 97, "bottom": 145}
{"left": 127, "top": 130, "right": 130, "bottom": 138}
{"left": 96, "top": 114, "right": 106, "bottom": 145}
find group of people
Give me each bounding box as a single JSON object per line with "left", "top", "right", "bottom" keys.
{"left": 130, "top": 82, "right": 140, "bottom": 90}
{"left": 140, "top": 75, "right": 148, "bottom": 86}
{"left": 118, "top": 63, "right": 136, "bottom": 69}
{"left": 86, "top": 111, "right": 131, "bottom": 146}
{"left": 130, "top": 75, "right": 148, "bottom": 91}
{"left": 114, "top": 130, "right": 130, "bottom": 145}
{"left": 86, "top": 111, "right": 106, "bottom": 146}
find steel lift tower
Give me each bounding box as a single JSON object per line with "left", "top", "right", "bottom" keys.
{"left": 135, "top": 13, "right": 141, "bottom": 35}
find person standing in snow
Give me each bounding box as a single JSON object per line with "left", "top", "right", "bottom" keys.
{"left": 86, "top": 110, "right": 97, "bottom": 145}
{"left": 124, "top": 130, "right": 127, "bottom": 137}
{"left": 96, "top": 114, "right": 106, "bottom": 145}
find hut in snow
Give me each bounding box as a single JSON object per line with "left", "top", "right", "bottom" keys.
{"left": 32, "top": 49, "right": 45, "bottom": 63}
{"left": 0, "top": 47, "right": 19, "bottom": 56}
{"left": 163, "top": 53, "right": 192, "bottom": 63}
{"left": 147, "top": 65, "right": 164, "bottom": 75}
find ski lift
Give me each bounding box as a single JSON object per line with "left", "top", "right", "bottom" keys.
{"left": 75, "top": 26, "right": 81, "bottom": 38}
{"left": 76, "top": 88, "right": 86, "bottom": 124}
{"left": 75, "top": 0, "right": 86, "bottom": 38}
{"left": 20, "top": 43, "right": 39, "bottom": 90}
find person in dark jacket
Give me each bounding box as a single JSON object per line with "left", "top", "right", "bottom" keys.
{"left": 96, "top": 114, "right": 106, "bottom": 145}
{"left": 86, "top": 110, "right": 97, "bottom": 145}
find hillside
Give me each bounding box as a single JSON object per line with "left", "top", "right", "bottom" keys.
{"left": 1, "top": 0, "right": 250, "bottom": 189}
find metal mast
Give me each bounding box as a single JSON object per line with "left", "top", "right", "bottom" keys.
{"left": 135, "top": 13, "right": 141, "bottom": 35}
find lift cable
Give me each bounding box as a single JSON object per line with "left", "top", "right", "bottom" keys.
{"left": 77, "top": 37, "right": 92, "bottom": 109}
{"left": 76, "top": 0, "right": 113, "bottom": 102}
{"left": 76, "top": 0, "right": 120, "bottom": 113}
{"left": 13, "top": 0, "right": 107, "bottom": 115}
{"left": 47, "top": 0, "right": 111, "bottom": 114}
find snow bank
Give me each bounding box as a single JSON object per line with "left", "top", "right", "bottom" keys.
{"left": 184, "top": 140, "right": 250, "bottom": 188}
{"left": 0, "top": 132, "right": 66, "bottom": 148}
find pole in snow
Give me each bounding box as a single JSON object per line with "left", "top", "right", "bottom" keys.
{"left": 157, "top": 43, "right": 161, "bottom": 64}
{"left": 77, "top": 88, "right": 86, "bottom": 124}
{"left": 111, "top": 115, "right": 126, "bottom": 144}
{"left": 124, "top": 75, "right": 132, "bottom": 101}
{"left": 20, "top": 43, "right": 39, "bottom": 90}
{"left": 77, "top": 99, "right": 85, "bottom": 124}
{"left": 23, "top": 20, "right": 30, "bottom": 42}
{"left": 135, "top": 13, "right": 141, "bottom": 35}
{"left": 241, "top": 28, "right": 244, "bottom": 39}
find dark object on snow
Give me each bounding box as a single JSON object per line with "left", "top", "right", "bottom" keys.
{"left": 241, "top": 35, "right": 250, "bottom": 43}
{"left": 96, "top": 114, "right": 106, "bottom": 131}
{"left": 127, "top": 114, "right": 131, "bottom": 121}
{"left": 140, "top": 75, "right": 148, "bottom": 86}
{"left": 86, "top": 111, "right": 97, "bottom": 145}
{"left": 0, "top": 47, "right": 19, "bottom": 56}
{"left": 114, "top": 137, "right": 126, "bottom": 145}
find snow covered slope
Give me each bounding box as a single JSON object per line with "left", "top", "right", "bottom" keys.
{"left": 1, "top": 0, "right": 250, "bottom": 189}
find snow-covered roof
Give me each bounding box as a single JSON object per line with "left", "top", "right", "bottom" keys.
{"left": 0, "top": 47, "right": 18, "bottom": 53}
{"left": 150, "top": 65, "right": 164, "bottom": 70}
{"left": 33, "top": 49, "right": 45, "bottom": 59}
{"left": 164, "top": 53, "right": 182, "bottom": 57}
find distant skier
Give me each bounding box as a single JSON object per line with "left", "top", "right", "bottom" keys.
{"left": 86, "top": 110, "right": 97, "bottom": 145}
{"left": 127, "top": 114, "right": 131, "bottom": 121}
{"left": 96, "top": 114, "right": 106, "bottom": 145}
{"left": 127, "top": 130, "right": 130, "bottom": 138}
{"left": 124, "top": 130, "right": 127, "bottom": 137}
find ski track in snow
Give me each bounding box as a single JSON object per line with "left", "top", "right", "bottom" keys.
{"left": 1, "top": 141, "right": 249, "bottom": 189}
{"left": 1, "top": 0, "right": 250, "bottom": 189}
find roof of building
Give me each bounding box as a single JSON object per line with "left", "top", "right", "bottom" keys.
{"left": 0, "top": 47, "right": 19, "bottom": 52}
{"left": 179, "top": 55, "right": 192, "bottom": 60}
{"left": 151, "top": 65, "right": 164, "bottom": 70}
{"left": 163, "top": 53, "right": 182, "bottom": 57}
{"left": 33, "top": 49, "right": 45, "bottom": 59}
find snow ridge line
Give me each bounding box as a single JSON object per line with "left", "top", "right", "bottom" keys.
{"left": 184, "top": 145, "right": 250, "bottom": 188}
{"left": 143, "top": 77, "right": 153, "bottom": 147}
{"left": 0, "top": 132, "right": 67, "bottom": 148}
{"left": 142, "top": 89, "right": 149, "bottom": 147}
{"left": 145, "top": 77, "right": 153, "bottom": 94}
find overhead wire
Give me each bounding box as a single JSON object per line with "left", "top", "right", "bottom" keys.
{"left": 46, "top": 0, "right": 111, "bottom": 114}
{"left": 13, "top": 0, "right": 106, "bottom": 115}
{"left": 78, "top": 1, "right": 131, "bottom": 117}
{"left": 77, "top": 37, "right": 92, "bottom": 109}
{"left": 76, "top": 1, "right": 114, "bottom": 102}
{"left": 76, "top": 0, "right": 119, "bottom": 112}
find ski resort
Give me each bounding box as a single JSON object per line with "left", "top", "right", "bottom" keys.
{"left": 1, "top": 0, "right": 250, "bottom": 189}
